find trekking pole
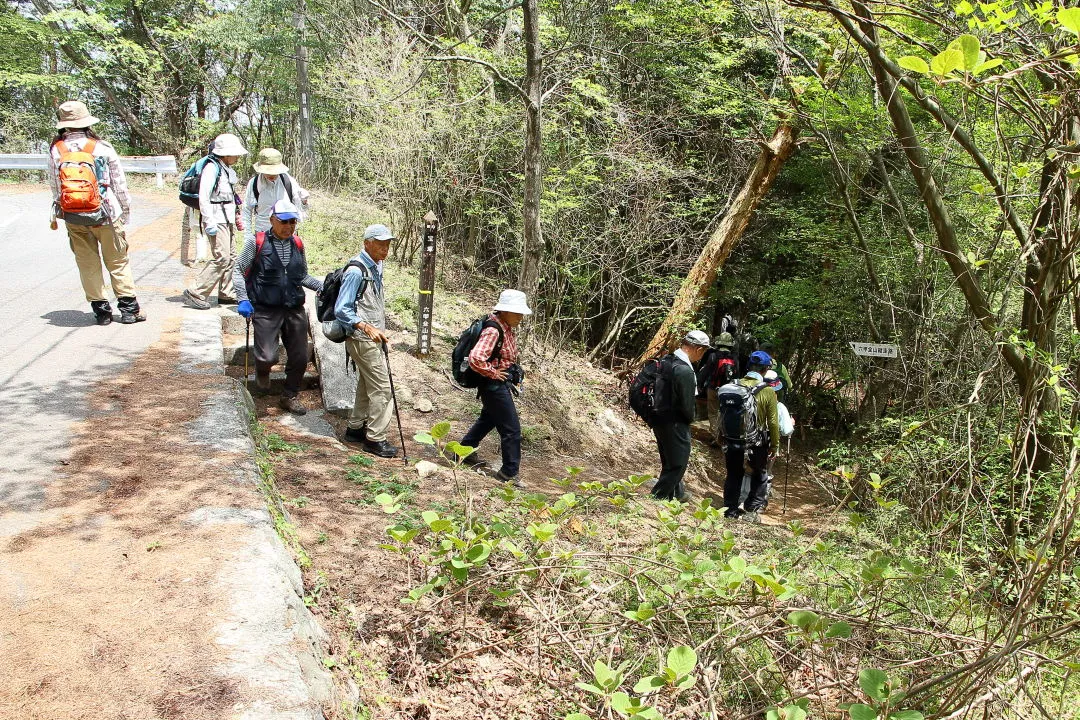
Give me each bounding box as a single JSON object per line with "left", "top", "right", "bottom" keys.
{"left": 382, "top": 340, "right": 409, "bottom": 466}
{"left": 782, "top": 435, "right": 792, "bottom": 515}
{"left": 244, "top": 317, "right": 251, "bottom": 382}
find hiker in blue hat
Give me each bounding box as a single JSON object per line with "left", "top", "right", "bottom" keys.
{"left": 717, "top": 349, "right": 780, "bottom": 522}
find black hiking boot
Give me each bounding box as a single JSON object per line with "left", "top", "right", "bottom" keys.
{"left": 362, "top": 439, "right": 399, "bottom": 458}
{"left": 91, "top": 300, "right": 113, "bottom": 325}
{"left": 343, "top": 426, "right": 368, "bottom": 443}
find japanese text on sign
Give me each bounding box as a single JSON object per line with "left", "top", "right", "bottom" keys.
{"left": 849, "top": 342, "right": 899, "bottom": 358}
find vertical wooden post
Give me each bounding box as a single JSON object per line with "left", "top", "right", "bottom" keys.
{"left": 417, "top": 211, "right": 439, "bottom": 356}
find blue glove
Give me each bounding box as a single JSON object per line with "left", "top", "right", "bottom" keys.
{"left": 238, "top": 300, "right": 254, "bottom": 318}
{"left": 204, "top": 225, "right": 218, "bottom": 237}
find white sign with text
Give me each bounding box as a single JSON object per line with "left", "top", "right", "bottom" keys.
{"left": 850, "top": 342, "right": 899, "bottom": 358}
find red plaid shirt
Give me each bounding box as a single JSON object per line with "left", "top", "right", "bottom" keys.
{"left": 468, "top": 313, "right": 518, "bottom": 379}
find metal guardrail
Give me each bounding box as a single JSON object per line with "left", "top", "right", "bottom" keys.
{"left": 0, "top": 153, "right": 178, "bottom": 188}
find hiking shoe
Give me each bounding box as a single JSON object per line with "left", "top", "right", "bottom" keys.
{"left": 343, "top": 426, "right": 368, "bottom": 443}
{"left": 740, "top": 511, "right": 761, "bottom": 524}
{"left": 217, "top": 294, "right": 237, "bottom": 305}
{"left": 279, "top": 396, "right": 308, "bottom": 415}
{"left": 119, "top": 311, "right": 146, "bottom": 324}
{"left": 461, "top": 452, "right": 488, "bottom": 468}
{"left": 724, "top": 509, "right": 744, "bottom": 520}
{"left": 182, "top": 290, "right": 211, "bottom": 310}
{"left": 95, "top": 312, "right": 113, "bottom": 326}
{"left": 494, "top": 470, "right": 524, "bottom": 489}
{"left": 362, "top": 439, "right": 399, "bottom": 458}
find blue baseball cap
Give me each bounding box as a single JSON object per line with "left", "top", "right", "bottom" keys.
{"left": 363, "top": 224, "right": 396, "bottom": 241}
{"left": 749, "top": 350, "right": 773, "bottom": 367}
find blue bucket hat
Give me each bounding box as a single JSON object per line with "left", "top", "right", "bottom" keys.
{"left": 749, "top": 350, "right": 773, "bottom": 367}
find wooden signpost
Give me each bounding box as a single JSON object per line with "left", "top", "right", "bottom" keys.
{"left": 417, "top": 211, "right": 439, "bottom": 356}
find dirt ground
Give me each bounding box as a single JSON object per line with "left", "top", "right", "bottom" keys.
{"left": 252, "top": 285, "right": 835, "bottom": 719}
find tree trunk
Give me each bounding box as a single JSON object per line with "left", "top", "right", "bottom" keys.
{"left": 516, "top": 0, "right": 543, "bottom": 304}
{"left": 294, "top": 0, "right": 315, "bottom": 179}
{"left": 637, "top": 122, "right": 798, "bottom": 363}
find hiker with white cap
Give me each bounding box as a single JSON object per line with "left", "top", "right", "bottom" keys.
{"left": 232, "top": 198, "right": 324, "bottom": 415}
{"left": 718, "top": 350, "right": 780, "bottom": 522}
{"left": 47, "top": 99, "right": 145, "bottom": 325}
{"left": 243, "top": 148, "right": 311, "bottom": 247}
{"left": 183, "top": 133, "right": 247, "bottom": 309}
{"left": 336, "top": 224, "right": 400, "bottom": 458}
{"left": 649, "top": 329, "right": 711, "bottom": 502}
{"left": 454, "top": 290, "right": 532, "bottom": 487}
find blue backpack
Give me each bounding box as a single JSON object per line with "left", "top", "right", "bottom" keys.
{"left": 178, "top": 155, "right": 223, "bottom": 209}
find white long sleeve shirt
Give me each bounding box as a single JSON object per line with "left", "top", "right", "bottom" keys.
{"left": 198, "top": 157, "right": 238, "bottom": 228}
{"left": 47, "top": 132, "right": 130, "bottom": 223}
{"left": 243, "top": 174, "right": 310, "bottom": 244}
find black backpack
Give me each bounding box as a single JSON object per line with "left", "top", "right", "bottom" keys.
{"left": 179, "top": 155, "right": 223, "bottom": 209}
{"left": 716, "top": 380, "right": 767, "bottom": 449}
{"left": 452, "top": 318, "right": 503, "bottom": 388}
{"left": 315, "top": 261, "right": 372, "bottom": 336}
{"left": 252, "top": 173, "right": 295, "bottom": 204}
{"left": 628, "top": 355, "right": 676, "bottom": 425}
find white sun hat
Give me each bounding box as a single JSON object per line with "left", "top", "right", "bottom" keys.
{"left": 493, "top": 289, "right": 532, "bottom": 315}
{"left": 211, "top": 133, "right": 248, "bottom": 157}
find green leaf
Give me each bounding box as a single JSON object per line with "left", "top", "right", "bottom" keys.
{"left": 565, "top": 714, "right": 592, "bottom": 720}
{"left": 527, "top": 522, "right": 558, "bottom": 542}
{"left": 430, "top": 421, "right": 451, "bottom": 440}
{"left": 421, "top": 510, "right": 440, "bottom": 525}
{"left": 666, "top": 645, "right": 697, "bottom": 678}
{"left": 413, "top": 432, "right": 434, "bottom": 445}
{"left": 609, "top": 692, "right": 632, "bottom": 714}
{"left": 787, "top": 610, "right": 821, "bottom": 631}
{"left": 973, "top": 57, "right": 1003, "bottom": 74}
{"left": 633, "top": 675, "right": 667, "bottom": 694}
{"left": 445, "top": 441, "right": 476, "bottom": 459}
{"left": 860, "top": 668, "right": 891, "bottom": 702}
{"left": 849, "top": 704, "right": 878, "bottom": 720}
{"left": 889, "top": 712, "right": 924, "bottom": 720}
{"left": 947, "top": 34, "right": 981, "bottom": 70}
{"left": 897, "top": 56, "right": 930, "bottom": 74}
{"left": 954, "top": 0, "right": 974, "bottom": 15}
{"left": 826, "top": 621, "right": 853, "bottom": 638}
{"left": 1058, "top": 7, "right": 1080, "bottom": 34}
{"left": 575, "top": 682, "right": 605, "bottom": 696}
{"left": 930, "top": 48, "right": 964, "bottom": 75}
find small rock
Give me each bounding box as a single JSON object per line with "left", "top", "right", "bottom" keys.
{"left": 397, "top": 386, "right": 414, "bottom": 404}
{"left": 597, "top": 408, "right": 628, "bottom": 436}
{"left": 415, "top": 460, "right": 442, "bottom": 479}
{"left": 414, "top": 397, "right": 433, "bottom": 413}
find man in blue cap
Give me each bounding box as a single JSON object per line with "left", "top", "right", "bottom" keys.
{"left": 718, "top": 349, "right": 780, "bottom": 522}
{"left": 233, "top": 198, "right": 323, "bottom": 414}
{"left": 335, "top": 224, "right": 399, "bottom": 458}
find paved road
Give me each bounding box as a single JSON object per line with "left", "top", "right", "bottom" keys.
{"left": 0, "top": 188, "right": 182, "bottom": 526}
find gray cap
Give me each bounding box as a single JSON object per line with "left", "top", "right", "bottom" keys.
{"left": 683, "top": 330, "right": 711, "bottom": 347}
{"left": 363, "top": 224, "right": 396, "bottom": 241}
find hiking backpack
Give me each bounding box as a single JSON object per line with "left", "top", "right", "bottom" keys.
{"left": 716, "top": 380, "right": 768, "bottom": 449}
{"left": 452, "top": 318, "right": 503, "bottom": 388}
{"left": 178, "top": 155, "right": 224, "bottom": 209}
{"left": 252, "top": 174, "right": 295, "bottom": 205}
{"left": 628, "top": 355, "right": 677, "bottom": 426}
{"left": 53, "top": 140, "right": 108, "bottom": 225}
{"left": 315, "top": 260, "right": 370, "bottom": 342}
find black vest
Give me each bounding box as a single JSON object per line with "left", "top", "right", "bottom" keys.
{"left": 247, "top": 232, "right": 307, "bottom": 308}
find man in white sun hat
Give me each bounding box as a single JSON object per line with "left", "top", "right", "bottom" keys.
{"left": 183, "top": 132, "right": 247, "bottom": 309}
{"left": 649, "top": 329, "right": 711, "bottom": 502}
{"left": 336, "top": 223, "right": 399, "bottom": 458}
{"left": 456, "top": 289, "right": 532, "bottom": 487}
{"left": 243, "top": 147, "right": 310, "bottom": 248}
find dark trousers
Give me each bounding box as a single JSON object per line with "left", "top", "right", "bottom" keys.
{"left": 651, "top": 422, "right": 691, "bottom": 500}
{"left": 252, "top": 305, "right": 309, "bottom": 397}
{"left": 461, "top": 383, "right": 521, "bottom": 477}
{"left": 724, "top": 443, "right": 769, "bottom": 513}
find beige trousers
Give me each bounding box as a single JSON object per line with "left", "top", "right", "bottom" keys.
{"left": 189, "top": 223, "right": 234, "bottom": 301}
{"left": 66, "top": 221, "right": 136, "bottom": 302}
{"left": 180, "top": 207, "right": 204, "bottom": 266}
{"left": 345, "top": 337, "right": 394, "bottom": 442}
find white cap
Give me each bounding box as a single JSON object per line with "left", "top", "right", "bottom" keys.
{"left": 493, "top": 289, "right": 532, "bottom": 316}
{"left": 682, "top": 329, "right": 711, "bottom": 347}
{"left": 211, "top": 133, "right": 248, "bottom": 157}
{"left": 270, "top": 198, "right": 299, "bottom": 220}
{"left": 764, "top": 369, "right": 778, "bottom": 381}
{"left": 363, "top": 224, "right": 396, "bottom": 241}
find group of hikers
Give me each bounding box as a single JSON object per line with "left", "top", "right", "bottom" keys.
{"left": 48, "top": 99, "right": 790, "bottom": 512}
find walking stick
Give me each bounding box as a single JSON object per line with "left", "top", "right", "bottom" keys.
{"left": 782, "top": 435, "right": 792, "bottom": 515}
{"left": 382, "top": 340, "right": 409, "bottom": 466}
{"left": 244, "top": 317, "right": 251, "bottom": 381}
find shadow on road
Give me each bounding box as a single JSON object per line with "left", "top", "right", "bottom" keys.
{"left": 41, "top": 309, "right": 97, "bottom": 327}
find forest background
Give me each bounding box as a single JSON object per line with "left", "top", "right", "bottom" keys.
{"left": 2, "top": 0, "right": 1079, "bottom": 715}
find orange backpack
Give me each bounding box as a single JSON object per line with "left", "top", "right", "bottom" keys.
{"left": 54, "top": 139, "right": 103, "bottom": 214}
